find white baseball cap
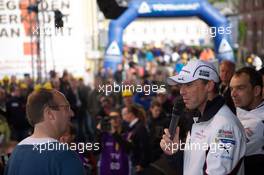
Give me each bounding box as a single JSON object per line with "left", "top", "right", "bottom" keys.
{"left": 167, "top": 60, "right": 220, "bottom": 85}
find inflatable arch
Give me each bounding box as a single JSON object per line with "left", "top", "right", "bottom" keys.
{"left": 104, "top": 0, "right": 234, "bottom": 71}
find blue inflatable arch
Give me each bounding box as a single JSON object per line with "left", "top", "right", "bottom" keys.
{"left": 104, "top": 0, "right": 234, "bottom": 71}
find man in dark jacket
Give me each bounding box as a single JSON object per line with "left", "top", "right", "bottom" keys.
{"left": 123, "top": 105, "right": 150, "bottom": 175}
{"left": 147, "top": 100, "right": 170, "bottom": 162}
{"left": 6, "top": 86, "right": 30, "bottom": 141}
{"left": 219, "top": 60, "right": 236, "bottom": 114}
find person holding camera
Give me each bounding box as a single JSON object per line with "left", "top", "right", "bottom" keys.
{"left": 96, "top": 109, "right": 132, "bottom": 175}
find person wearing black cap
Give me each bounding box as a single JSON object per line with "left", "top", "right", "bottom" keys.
{"left": 160, "top": 60, "right": 246, "bottom": 175}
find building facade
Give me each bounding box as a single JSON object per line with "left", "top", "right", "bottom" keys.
{"left": 239, "top": 0, "right": 264, "bottom": 57}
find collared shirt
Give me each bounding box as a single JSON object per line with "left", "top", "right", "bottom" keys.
{"left": 18, "top": 137, "right": 59, "bottom": 145}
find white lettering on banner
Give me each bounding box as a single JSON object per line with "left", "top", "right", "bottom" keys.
{"left": 106, "top": 41, "right": 121, "bottom": 55}
{"left": 138, "top": 1, "right": 151, "bottom": 14}
{"left": 152, "top": 3, "right": 200, "bottom": 11}
{"left": 218, "top": 39, "right": 232, "bottom": 53}
{"left": 0, "top": 0, "right": 86, "bottom": 77}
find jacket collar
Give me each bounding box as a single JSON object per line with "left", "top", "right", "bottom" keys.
{"left": 129, "top": 118, "right": 139, "bottom": 128}
{"left": 255, "top": 100, "right": 264, "bottom": 109}
{"left": 197, "top": 95, "right": 225, "bottom": 123}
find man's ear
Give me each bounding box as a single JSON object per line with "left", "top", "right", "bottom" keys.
{"left": 59, "top": 136, "right": 65, "bottom": 143}
{"left": 43, "top": 107, "right": 55, "bottom": 121}
{"left": 207, "top": 80, "right": 215, "bottom": 92}
{"left": 253, "top": 86, "right": 262, "bottom": 97}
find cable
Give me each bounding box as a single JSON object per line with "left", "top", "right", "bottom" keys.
{"left": 28, "top": 0, "right": 35, "bottom": 82}
{"left": 39, "top": 0, "right": 48, "bottom": 81}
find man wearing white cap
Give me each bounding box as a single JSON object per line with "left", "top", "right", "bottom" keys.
{"left": 160, "top": 60, "right": 246, "bottom": 175}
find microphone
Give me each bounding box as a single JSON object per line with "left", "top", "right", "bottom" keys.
{"left": 168, "top": 98, "right": 184, "bottom": 140}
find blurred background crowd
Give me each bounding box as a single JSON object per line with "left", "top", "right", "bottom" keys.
{"left": 0, "top": 42, "right": 263, "bottom": 174}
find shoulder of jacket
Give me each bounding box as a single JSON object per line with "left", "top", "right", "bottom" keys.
{"left": 211, "top": 105, "right": 238, "bottom": 126}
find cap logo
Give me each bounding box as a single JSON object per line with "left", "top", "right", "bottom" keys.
{"left": 181, "top": 69, "right": 191, "bottom": 74}
{"left": 199, "top": 70, "right": 210, "bottom": 77}
{"left": 178, "top": 77, "right": 185, "bottom": 81}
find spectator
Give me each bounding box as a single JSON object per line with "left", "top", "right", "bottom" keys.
{"left": 1, "top": 76, "right": 10, "bottom": 94}
{"left": 252, "top": 54, "right": 263, "bottom": 70}
{"left": 69, "top": 78, "right": 84, "bottom": 142}
{"left": 121, "top": 89, "right": 134, "bottom": 108}
{"left": 9, "top": 76, "right": 17, "bottom": 92}
{"left": 219, "top": 60, "right": 236, "bottom": 114}
{"left": 0, "top": 87, "right": 10, "bottom": 146}
{"left": 77, "top": 78, "right": 92, "bottom": 141}
{"left": 6, "top": 86, "right": 30, "bottom": 141}
{"left": 95, "top": 96, "right": 114, "bottom": 125}
{"left": 59, "top": 71, "right": 78, "bottom": 114}
{"left": 123, "top": 105, "right": 150, "bottom": 175}
{"left": 147, "top": 101, "right": 170, "bottom": 162}
{"left": 155, "top": 88, "right": 172, "bottom": 116}
{"left": 145, "top": 49, "right": 155, "bottom": 72}
{"left": 0, "top": 141, "right": 18, "bottom": 174}
{"left": 87, "top": 76, "right": 103, "bottom": 118}
{"left": 83, "top": 68, "right": 95, "bottom": 88}
{"left": 114, "top": 64, "right": 123, "bottom": 84}
{"left": 133, "top": 80, "right": 155, "bottom": 111}
{"left": 22, "top": 74, "right": 33, "bottom": 94}
{"left": 199, "top": 48, "right": 215, "bottom": 61}
{"left": 50, "top": 77, "right": 61, "bottom": 91}
{"left": 60, "top": 123, "right": 96, "bottom": 175}
{"left": 230, "top": 67, "right": 264, "bottom": 175}
{"left": 97, "top": 110, "right": 131, "bottom": 175}
{"left": 4, "top": 89, "right": 85, "bottom": 175}
{"left": 0, "top": 87, "right": 6, "bottom": 113}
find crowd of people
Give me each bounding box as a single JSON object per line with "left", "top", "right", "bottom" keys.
{"left": 0, "top": 44, "right": 264, "bottom": 175}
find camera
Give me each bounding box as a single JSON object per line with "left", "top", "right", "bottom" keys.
{"left": 100, "top": 116, "right": 111, "bottom": 132}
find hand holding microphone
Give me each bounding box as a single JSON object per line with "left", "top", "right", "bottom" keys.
{"left": 160, "top": 99, "right": 184, "bottom": 155}
{"left": 160, "top": 127, "right": 180, "bottom": 155}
